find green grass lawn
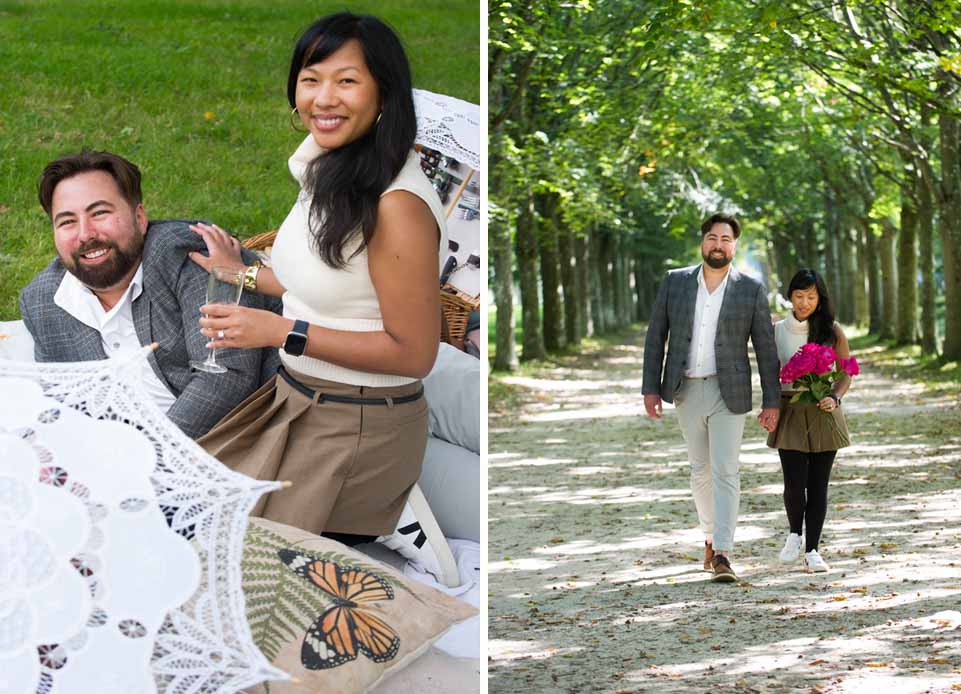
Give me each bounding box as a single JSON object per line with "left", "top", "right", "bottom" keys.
{"left": 0, "top": 0, "right": 479, "bottom": 320}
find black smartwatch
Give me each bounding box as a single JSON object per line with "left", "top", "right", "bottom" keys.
{"left": 283, "top": 319, "right": 309, "bottom": 356}
{"left": 831, "top": 394, "right": 841, "bottom": 407}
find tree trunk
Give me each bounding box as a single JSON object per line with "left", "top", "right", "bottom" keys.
{"left": 804, "top": 219, "right": 819, "bottom": 273}
{"left": 634, "top": 252, "right": 650, "bottom": 322}
{"left": 823, "top": 198, "right": 841, "bottom": 307}
{"left": 862, "top": 221, "right": 883, "bottom": 335}
{"left": 589, "top": 227, "right": 606, "bottom": 335}
{"left": 611, "top": 232, "right": 625, "bottom": 329}
{"left": 621, "top": 247, "right": 634, "bottom": 326}
{"left": 575, "top": 232, "right": 591, "bottom": 338}
{"left": 537, "top": 194, "right": 564, "bottom": 352}
{"left": 938, "top": 107, "right": 961, "bottom": 361}
{"left": 559, "top": 223, "right": 580, "bottom": 347}
{"left": 597, "top": 229, "right": 616, "bottom": 332}
{"left": 515, "top": 190, "right": 546, "bottom": 361}
{"left": 852, "top": 225, "right": 868, "bottom": 328}
{"left": 879, "top": 221, "right": 898, "bottom": 341}
{"left": 491, "top": 218, "right": 516, "bottom": 371}
{"left": 896, "top": 187, "right": 919, "bottom": 345}
{"left": 838, "top": 225, "right": 856, "bottom": 325}
{"left": 918, "top": 164, "right": 938, "bottom": 355}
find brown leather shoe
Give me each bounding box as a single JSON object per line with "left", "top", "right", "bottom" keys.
{"left": 710, "top": 554, "right": 738, "bottom": 583}
{"left": 703, "top": 541, "right": 715, "bottom": 571}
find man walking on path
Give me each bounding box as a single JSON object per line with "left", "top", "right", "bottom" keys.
{"left": 642, "top": 214, "right": 781, "bottom": 582}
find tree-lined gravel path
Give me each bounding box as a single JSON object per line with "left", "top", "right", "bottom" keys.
{"left": 488, "top": 329, "right": 961, "bottom": 693}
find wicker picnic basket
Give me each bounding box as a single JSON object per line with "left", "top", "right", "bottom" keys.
{"left": 241, "top": 230, "right": 477, "bottom": 350}
{"left": 242, "top": 230, "right": 278, "bottom": 253}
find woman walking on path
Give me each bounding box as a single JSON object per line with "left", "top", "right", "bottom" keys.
{"left": 768, "top": 269, "right": 852, "bottom": 573}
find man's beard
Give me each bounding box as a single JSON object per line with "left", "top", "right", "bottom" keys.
{"left": 62, "top": 233, "right": 144, "bottom": 289}
{"left": 703, "top": 249, "right": 731, "bottom": 269}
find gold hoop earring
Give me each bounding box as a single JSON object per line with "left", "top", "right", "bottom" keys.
{"left": 289, "top": 107, "right": 307, "bottom": 133}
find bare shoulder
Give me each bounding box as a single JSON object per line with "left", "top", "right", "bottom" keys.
{"left": 378, "top": 189, "right": 435, "bottom": 226}
{"left": 833, "top": 322, "right": 850, "bottom": 352}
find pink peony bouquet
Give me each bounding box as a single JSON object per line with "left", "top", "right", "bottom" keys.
{"left": 780, "top": 343, "right": 859, "bottom": 405}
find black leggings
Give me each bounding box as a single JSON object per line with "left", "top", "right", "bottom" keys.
{"left": 778, "top": 449, "right": 837, "bottom": 551}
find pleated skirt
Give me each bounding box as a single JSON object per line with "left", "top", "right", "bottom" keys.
{"left": 766, "top": 393, "right": 850, "bottom": 452}
{"left": 197, "top": 367, "right": 428, "bottom": 536}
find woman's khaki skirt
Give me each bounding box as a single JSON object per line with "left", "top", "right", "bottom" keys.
{"left": 767, "top": 393, "right": 850, "bottom": 452}
{"left": 197, "top": 367, "right": 428, "bottom": 536}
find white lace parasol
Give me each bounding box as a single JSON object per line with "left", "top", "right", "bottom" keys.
{"left": 414, "top": 88, "right": 481, "bottom": 171}
{"left": 0, "top": 347, "right": 287, "bottom": 694}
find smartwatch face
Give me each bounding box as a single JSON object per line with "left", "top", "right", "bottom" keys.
{"left": 284, "top": 332, "right": 308, "bottom": 356}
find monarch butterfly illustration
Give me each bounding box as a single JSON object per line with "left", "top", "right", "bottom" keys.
{"left": 278, "top": 549, "right": 401, "bottom": 669}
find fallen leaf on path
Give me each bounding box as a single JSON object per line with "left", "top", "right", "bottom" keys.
{"left": 809, "top": 659, "right": 827, "bottom": 665}
{"left": 879, "top": 543, "right": 897, "bottom": 550}
{"left": 865, "top": 662, "right": 890, "bottom": 667}
{"left": 829, "top": 596, "right": 847, "bottom": 602}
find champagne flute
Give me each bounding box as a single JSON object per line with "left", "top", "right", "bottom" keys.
{"left": 190, "top": 266, "right": 245, "bottom": 374}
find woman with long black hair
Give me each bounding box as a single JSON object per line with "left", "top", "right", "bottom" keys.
{"left": 768, "top": 269, "right": 852, "bottom": 572}
{"left": 187, "top": 13, "right": 446, "bottom": 545}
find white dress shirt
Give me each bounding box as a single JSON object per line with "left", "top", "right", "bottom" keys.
{"left": 685, "top": 265, "right": 731, "bottom": 378}
{"left": 54, "top": 265, "right": 177, "bottom": 412}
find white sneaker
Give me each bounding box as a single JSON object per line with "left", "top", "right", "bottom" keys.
{"left": 779, "top": 533, "right": 803, "bottom": 562}
{"left": 804, "top": 549, "right": 829, "bottom": 573}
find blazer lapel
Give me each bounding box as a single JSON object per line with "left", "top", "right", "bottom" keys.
{"left": 679, "top": 265, "right": 700, "bottom": 337}
{"left": 716, "top": 266, "right": 740, "bottom": 326}
{"left": 74, "top": 324, "right": 108, "bottom": 360}
{"left": 132, "top": 294, "right": 167, "bottom": 386}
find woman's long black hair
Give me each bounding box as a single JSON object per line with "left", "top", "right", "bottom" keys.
{"left": 287, "top": 13, "right": 417, "bottom": 268}
{"left": 786, "top": 268, "right": 836, "bottom": 346}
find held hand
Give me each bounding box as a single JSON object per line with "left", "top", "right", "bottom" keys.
{"left": 188, "top": 222, "right": 246, "bottom": 274}
{"left": 200, "top": 304, "right": 291, "bottom": 350}
{"left": 644, "top": 394, "right": 663, "bottom": 419}
{"left": 817, "top": 396, "right": 838, "bottom": 412}
{"left": 758, "top": 406, "right": 780, "bottom": 432}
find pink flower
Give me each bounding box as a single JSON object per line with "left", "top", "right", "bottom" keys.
{"left": 815, "top": 345, "right": 837, "bottom": 375}
{"left": 841, "top": 356, "right": 860, "bottom": 377}
{"left": 781, "top": 349, "right": 818, "bottom": 383}
{"left": 800, "top": 343, "right": 821, "bottom": 357}
{"left": 779, "top": 363, "right": 797, "bottom": 384}
{"left": 793, "top": 351, "right": 818, "bottom": 377}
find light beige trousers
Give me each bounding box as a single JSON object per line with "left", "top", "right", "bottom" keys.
{"left": 674, "top": 376, "right": 746, "bottom": 553}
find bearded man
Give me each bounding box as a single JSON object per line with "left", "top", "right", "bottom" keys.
{"left": 641, "top": 213, "right": 781, "bottom": 582}
{"left": 19, "top": 150, "right": 280, "bottom": 439}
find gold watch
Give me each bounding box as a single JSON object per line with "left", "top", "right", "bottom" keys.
{"left": 243, "top": 261, "right": 262, "bottom": 292}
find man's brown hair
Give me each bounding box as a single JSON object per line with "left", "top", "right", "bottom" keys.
{"left": 700, "top": 213, "right": 741, "bottom": 239}
{"left": 38, "top": 150, "right": 143, "bottom": 217}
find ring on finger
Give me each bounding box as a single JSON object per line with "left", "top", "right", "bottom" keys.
{"left": 218, "top": 330, "right": 225, "bottom": 340}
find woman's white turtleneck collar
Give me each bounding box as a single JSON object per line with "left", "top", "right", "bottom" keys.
{"left": 288, "top": 134, "right": 324, "bottom": 188}
{"left": 785, "top": 311, "right": 808, "bottom": 335}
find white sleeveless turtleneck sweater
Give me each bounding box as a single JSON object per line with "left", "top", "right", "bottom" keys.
{"left": 774, "top": 313, "right": 809, "bottom": 392}
{"left": 270, "top": 135, "right": 448, "bottom": 387}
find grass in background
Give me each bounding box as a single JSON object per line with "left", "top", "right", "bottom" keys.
{"left": 848, "top": 331, "right": 961, "bottom": 397}
{"left": 0, "top": 0, "right": 479, "bottom": 320}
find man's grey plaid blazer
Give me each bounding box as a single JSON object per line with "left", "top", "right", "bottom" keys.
{"left": 641, "top": 264, "right": 780, "bottom": 415}
{"left": 19, "top": 219, "right": 282, "bottom": 439}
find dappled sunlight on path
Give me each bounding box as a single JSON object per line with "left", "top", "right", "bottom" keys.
{"left": 489, "top": 327, "right": 961, "bottom": 693}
